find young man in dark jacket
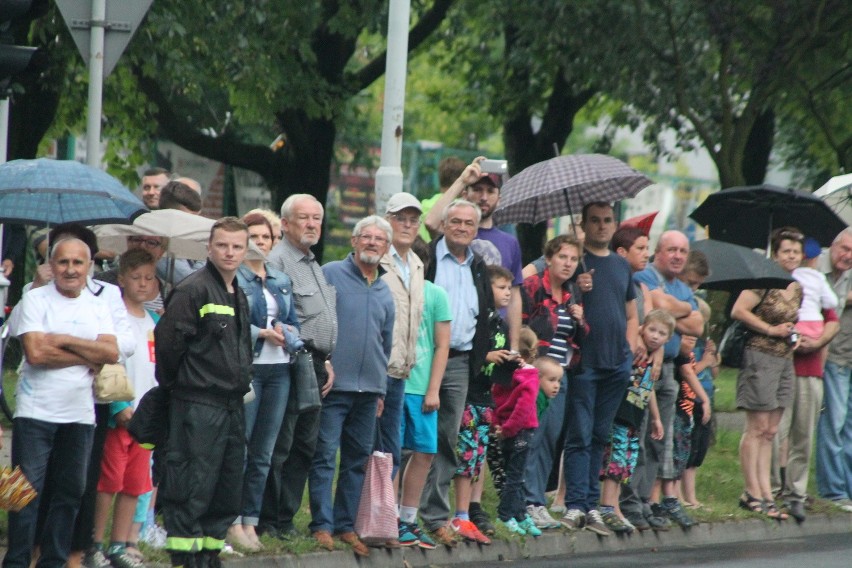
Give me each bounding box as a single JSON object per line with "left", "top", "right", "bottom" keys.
{"left": 155, "top": 217, "right": 253, "bottom": 568}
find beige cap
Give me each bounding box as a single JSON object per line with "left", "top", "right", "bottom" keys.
{"left": 385, "top": 192, "right": 423, "bottom": 214}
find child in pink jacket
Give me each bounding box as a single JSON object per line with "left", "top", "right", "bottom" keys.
{"left": 492, "top": 328, "right": 562, "bottom": 536}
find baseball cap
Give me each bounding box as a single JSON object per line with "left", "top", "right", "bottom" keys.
{"left": 472, "top": 173, "right": 502, "bottom": 189}
{"left": 385, "top": 192, "right": 423, "bottom": 214}
{"left": 803, "top": 237, "right": 821, "bottom": 260}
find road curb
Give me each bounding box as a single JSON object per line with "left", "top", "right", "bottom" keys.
{"left": 214, "top": 514, "right": 852, "bottom": 568}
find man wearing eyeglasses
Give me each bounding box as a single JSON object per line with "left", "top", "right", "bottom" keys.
{"left": 419, "top": 197, "right": 495, "bottom": 546}
{"left": 377, "top": 195, "right": 425, "bottom": 491}
{"left": 307, "top": 215, "right": 396, "bottom": 557}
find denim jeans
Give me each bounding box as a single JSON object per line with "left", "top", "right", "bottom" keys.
{"left": 816, "top": 361, "right": 852, "bottom": 501}
{"left": 498, "top": 429, "right": 534, "bottom": 522}
{"left": 563, "top": 358, "right": 632, "bottom": 512}
{"left": 4, "top": 418, "right": 94, "bottom": 568}
{"left": 375, "top": 376, "right": 406, "bottom": 479}
{"left": 523, "top": 372, "right": 568, "bottom": 506}
{"left": 240, "top": 363, "right": 290, "bottom": 525}
{"left": 308, "top": 391, "right": 379, "bottom": 534}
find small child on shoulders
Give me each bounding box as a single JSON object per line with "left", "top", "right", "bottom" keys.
{"left": 793, "top": 237, "right": 838, "bottom": 367}
{"left": 491, "top": 327, "right": 562, "bottom": 536}
{"left": 598, "top": 309, "right": 675, "bottom": 534}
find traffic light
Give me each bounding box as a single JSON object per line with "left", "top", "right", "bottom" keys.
{"left": 0, "top": 0, "right": 47, "bottom": 93}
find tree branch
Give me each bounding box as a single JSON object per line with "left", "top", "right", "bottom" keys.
{"left": 350, "top": 0, "right": 455, "bottom": 91}
{"left": 132, "top": 64, "right": 279, "bottom": 178}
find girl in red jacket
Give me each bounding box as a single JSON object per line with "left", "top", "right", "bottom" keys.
{"left": 492, "top": 328, "right": 562, "bottom": 536}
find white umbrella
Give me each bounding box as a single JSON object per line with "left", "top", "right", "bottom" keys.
{"left": 96, "top": 209, "right": 215, "bottom": 260}
{"left": 814, "top": 173, "right": 852, "bottom": 226}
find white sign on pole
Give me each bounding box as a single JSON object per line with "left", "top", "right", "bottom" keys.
{"left": 56, "top": 0, "right": 153, "bottom": 77}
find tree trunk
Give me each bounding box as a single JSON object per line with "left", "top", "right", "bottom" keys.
{"left": 741, "top": 108, "right": 775, "bottom": 186}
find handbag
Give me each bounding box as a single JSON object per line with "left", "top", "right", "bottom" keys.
{"left": 289, "top": 349, "right": 321, "bottom": 414}
{"left": 719, "top": 291, "right": 769, "bottom": 368}
{"left": 354, "top": 450, "right": 397, "bottom": 544}
{"left": 93, "top": 363, "right": 135, "bottom": 403}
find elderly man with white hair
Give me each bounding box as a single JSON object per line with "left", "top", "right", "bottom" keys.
{"left": 307, "top": 215, "right": 396, "bottom": 557}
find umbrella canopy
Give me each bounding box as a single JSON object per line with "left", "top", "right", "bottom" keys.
{"left": 814, "top": 173, "right": 852, "bottom": 226}
{"left": 492, "top": 154, "right": 654, "bottom": 225}
{"left": 620, "top": 211, "right": 658, "bottom": 236}
{"left": 95, "top": 209, "right": 216, "bottom": 260}
{"left": 0, "top": 158, "right": 147, "bottom": 226}
{"left": 689, "top": 184, "right": 847, "bottom": 249}
{"left": 690, "top": 239, "right": 794, "bottom": 292}
{"left": 95, "top": 209, "right": 265, "bottom": 261}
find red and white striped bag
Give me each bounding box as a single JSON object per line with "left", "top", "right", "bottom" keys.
{"left": 354, "top": 450, "right": 397, "bottom": 543}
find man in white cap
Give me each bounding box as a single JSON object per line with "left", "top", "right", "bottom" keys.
{"left": 376, "top": 193, "right": 426, "bottom": 545}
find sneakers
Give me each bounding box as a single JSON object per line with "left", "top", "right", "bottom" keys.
{"left": 518, "top": 514, "right": 543, "bottom": 537}
{"left": 398, "top": 521, "right": 420, "bottom": 547}
{"left": 660, "top": 498, "right": 697, "bottom": 528}
{"left": 408, "top": 522, "right": 437, "bottom": 550}
{"left": 498, "top": 517, "right": 526, "bottom": 536}
{"left": 450, "top": 517, "right": 491, "bottom": 544}
{"left": 526, "top": 504, "right": 562, "bottom": 529}
{"left": 624, "top": 511, "right": 651, "bottom": 531}
{"left": 832, "top": 498, "right": 852, "bottom": 513}
{"left": 83, "top": 549, "right": 112, "bottom": 568}
{"left": 600, "top": 510, "right": 632, "bottom": 534}
{"left": 108, "top": 552, "right": 144, "bottom": 568}
{"left": 469, "top": 502, "right": 496, "bottom": 536}
{"left": 648, "top": 503, "right": 673, "bottom": 531}
{"left": 429, "top": 526, "right": 458, "bottom": 547}
{"left": 140, "top": 523, "right": 167, "bottom": 549}
{"left": 584, "top": 509, "right": 613, "bottom": 536}
{"left": 560, "top": 508, "right": 586, "bottom": 531}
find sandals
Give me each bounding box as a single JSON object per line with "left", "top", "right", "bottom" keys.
{"left": 738, "top": 491, "right": 788, "bottom": 520}
{"left": 762, "top": 501, "right": 789, "bottom": 521}
{"left": 738, "top": 492, "right": 763, "bottom": 512}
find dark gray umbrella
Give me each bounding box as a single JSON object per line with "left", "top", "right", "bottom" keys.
{"left": 492, "top": 154, "right": 654, "bottom": 225}
{"left": 689, "top": 184, "right": 846, "bottom": 249}
{"left": 691, "top": 239, "right": 794, "bottom": 292}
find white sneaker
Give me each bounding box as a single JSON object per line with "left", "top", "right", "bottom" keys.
{"left": 526, "top": 504, "right": 561, "bottom": 529}
{"left": 833, "top": 498, "right": 852, "bottom": 513}
{"left": 140, "top": 523, "right": 167, "bottom": 549}
{"left": 560, "top": 508, "right": 586, "bottom": 531}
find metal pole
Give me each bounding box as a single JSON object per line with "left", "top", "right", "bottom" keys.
{"left": 0, "top": 98, "right": 8, "bottom": 164}
{"left": 373, "top": 0, "right": 411, "bottom": 214}
{"left": 85, "top": 0, "right": 106, "bottom": 167}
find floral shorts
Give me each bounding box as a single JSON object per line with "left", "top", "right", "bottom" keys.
{"left": 454, "top": 404, "right": 493, "bottom": 480}
{"left": 600, "top": 422, "right": 639, "bottom": 483}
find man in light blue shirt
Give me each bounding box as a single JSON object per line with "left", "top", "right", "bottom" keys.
{"left": 420, "top": 199, "right": 494, "bottom": 544}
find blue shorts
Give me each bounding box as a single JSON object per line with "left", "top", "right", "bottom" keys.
{"left": 401, "top": 394, "right": 438, "bottom": 454}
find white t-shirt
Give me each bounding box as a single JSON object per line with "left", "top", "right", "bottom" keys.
{"left": 15, "top": 284, "right": 115, "bottom": 424}
{"left": 793, "top": 266, "right": 839, "bottom": 322}
{"left": 125, "top": 310, "right": 157, "bottom": 409}
{"left": 254, "top": 287, "right": 289, "bottom": 365}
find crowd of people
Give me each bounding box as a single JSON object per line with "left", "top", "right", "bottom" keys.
{"left": 3, "top": 157, "right": 852, "bottom": 568}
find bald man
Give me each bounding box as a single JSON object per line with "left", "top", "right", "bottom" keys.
{"left": 630, "top": 230, "right": 705, "bottom": 529}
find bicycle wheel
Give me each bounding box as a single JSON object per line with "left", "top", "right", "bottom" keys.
{"left": 0, "top": 320, "right": 22, "bottom": 422}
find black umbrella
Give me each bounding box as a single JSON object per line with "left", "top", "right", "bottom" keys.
{"left": 691, "top": 239, "right": 794, "bottom": 292}
{"left": 689, "top": 184, "right": 847, "bottom": 249}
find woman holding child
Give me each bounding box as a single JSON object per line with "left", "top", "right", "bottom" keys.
{"left": 731, "top": 226, "right": 804, "bottom": 520}
{"left": 229, "top": 213, "right": 302, "bottom": 549}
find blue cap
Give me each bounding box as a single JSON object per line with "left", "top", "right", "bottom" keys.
{"left": 803, "top": 237, "right": 821, "bottom": 259}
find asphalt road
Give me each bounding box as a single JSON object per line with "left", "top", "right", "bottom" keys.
{"left": 459, "top": 532, "right": 852, "bottom": 568}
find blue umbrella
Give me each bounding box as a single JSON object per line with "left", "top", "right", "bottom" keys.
{"left": 0, "top": 158, "right": 148, "bottom": 227}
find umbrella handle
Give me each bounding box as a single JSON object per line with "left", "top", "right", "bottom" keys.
{"left": 563, "top": 187, "right": 588, "bottom": 273}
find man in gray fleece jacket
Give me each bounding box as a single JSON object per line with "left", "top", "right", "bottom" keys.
{"left": 307, "top": 215, "right": 396, "bottom": 557}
